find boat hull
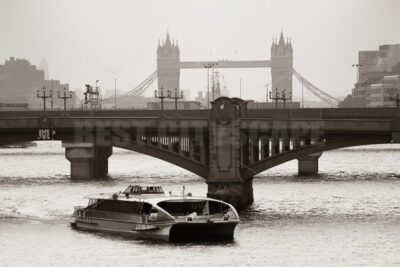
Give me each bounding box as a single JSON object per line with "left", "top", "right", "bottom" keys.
{"left": 71, "top": 218, "right": 238, "bottom": 242}
{"left": 71, "top": 218, "right": 171, "bottom": 241}
{"left": 169, "top": 221, "right": 238, "bottom": 242}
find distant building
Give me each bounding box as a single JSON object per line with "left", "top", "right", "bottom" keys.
{"left": 347, "top": 44, "right": 400, "bottom": 107}
{"left": 246, "top": 100, "right": 300, "bottom": 109}
{"left": 368, "top": 75, "right": 400, "bottom": 107}
{"left": 195, "top": 91, "right": 208, "bottom": 108}
{"left": 38, "top": 58, "right": 49, "bottom": 80}
{"left": 103, "top": 89, "right": 124, "bottom": 99}
{"left": 0, "top": 103, "right": 29, "bottom": 111}
{"left": 359, "top": 45, "right": 400, "bottom": 84}
{"left": 0, "top": 57, "right": 76, "bottom": 109}
{"left": 101, "top": 95, "right": 154, "bottom": 109}
{"left": 181, "top": 89, "right": 190, "bottom": 100}
{"left": 147, "top": 100, "right": 201, "bottom": 110}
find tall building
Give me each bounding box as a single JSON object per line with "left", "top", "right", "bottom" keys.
{"left": 39, "top": 57, "right": 49, "bottom": 80}
{"left": 157, "top": 33, "right": 180, "bottom": 94}
{"left": 0, "top": 57, "right": 44, "bottom": 105}
{"left": 271, "top": 31, "right": 293, "bottom": 96}
{"left": 359, "top": 45, "right": 400, "bottom": 84}
{"left": 350, "top": 44, "right": 400, "bottom": 107}
{"left": 0, "top": 57, "right": 75, "bottom": 109}
{"left": 368, "top": 75, "right": 400, "bottom": 107}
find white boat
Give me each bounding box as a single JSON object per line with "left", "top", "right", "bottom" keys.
{"left": 71, "top": 185, "right": 240, "bottom": 242}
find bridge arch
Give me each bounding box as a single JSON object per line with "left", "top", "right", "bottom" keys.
{"left": 242, "top": 136, "right": 392, "bottom": 179}
{"left": 0, "top": 133, "right": 210, "bottom": 178}
{"left": 113, "top": 142, "right": 209, "bottom": 178}
{"left": 0, "top": 133, "right": 38, "bottom": 147}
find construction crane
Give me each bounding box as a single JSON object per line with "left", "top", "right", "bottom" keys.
{"left": 125, "top": 71, "right": 158, "bottom": 96}
{"left": 84, "top": 82, "right": 102, "bottom": 110}
{"left": 292, "top": 69, "right": 340, "bottom": 107}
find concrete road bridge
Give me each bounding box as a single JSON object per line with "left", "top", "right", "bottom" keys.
{"left": 1, "top": 97, "right": 400, "bottom": 210}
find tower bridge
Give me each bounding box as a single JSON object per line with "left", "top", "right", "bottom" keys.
{"left": 1, "top": 98, "right": 399, "bottom": 210}
{"left": 157, "top": 31, "right": 291, "bottom": 96}
{"left": 126, "top": 31, "right": 338, "bottom": 107}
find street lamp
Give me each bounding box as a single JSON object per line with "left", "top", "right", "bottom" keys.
{"left": 36, "top": 86, "right": 53, "bottom": 116}
{"left": 281, "top": 89, "right": 292, "bottom": 108}
{"left": 269, "top": 88, "right": 292, "bottom": 109}
{"left": 167, "top": 88, "right": 184, "bottom": 111}
{"left": 269, "top": 89, "right": 280, "bottom": 109}
{"left": 155, "top": 87, "right": 168, "bottom": 111}
{"left": 58, "top": 87, "right": 73, "bottom": 115}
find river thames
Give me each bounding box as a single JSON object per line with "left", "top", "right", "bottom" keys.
{"left": 1, "top": 142, "right": 400, "bottom": 266}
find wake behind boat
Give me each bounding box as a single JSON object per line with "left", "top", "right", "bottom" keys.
{"left": 71, "top": 185, "right": 240, "bottom": 242}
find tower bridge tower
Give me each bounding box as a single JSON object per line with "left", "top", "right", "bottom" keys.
{"left": 157, "top": 33, "right": 180, "bottom": 94}
{"left": 271, "top": 31, "right": 293, "bottom": 96}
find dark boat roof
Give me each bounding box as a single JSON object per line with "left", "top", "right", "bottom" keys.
{"left": 123, "top": 185, "right": 164, "bottom": 195}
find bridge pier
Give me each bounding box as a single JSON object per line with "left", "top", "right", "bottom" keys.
{"left": 63, "top": 142, "right": 112, "bottom": 179}
{"left": 207, "top": 180, "right": 254, "bottom": 211}
{"left": 298, "top": 152, "right": 322, "bottom": 176}
{"left": 207, "top": 97, "right": 254, "bottom": 210}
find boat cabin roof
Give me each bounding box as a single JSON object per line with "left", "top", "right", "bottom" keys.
{"left": 123, "top": 185, "right": 164, "bottom": 195}
{"left": 85, "top": 185, "right": 236, "bottom": 212}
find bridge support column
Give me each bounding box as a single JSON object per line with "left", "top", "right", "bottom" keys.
{"left": 261, "top": 137, "right": 269, "bottom": 159}
{"left": 63, "top": 142, "right": 112, "bottom": 179}
{"left": 207, "top": 180, "right": 254, "bottom": 211}
{"left": 298, "top": 152, "right": 322, "bottom": 176}
{"left": 207, "top": 97, "right": 253, "bottom": 211}
{"left": 282, "top": 137, "right": 290, "bottom": 152}
{"left": 271, "top": 137, "right": 280, "bottom": 156}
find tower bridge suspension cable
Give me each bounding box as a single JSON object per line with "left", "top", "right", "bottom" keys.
{"left": 125, "top": 70, "right": 158, "bottom": 96}
{"left": 121, "top": 68, "right": 339, "bottom": 108}
{"left": 292, "top": 69, "right": 339, "bottom": 107}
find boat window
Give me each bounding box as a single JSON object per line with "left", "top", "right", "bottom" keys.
{"left": 87, "top": 199, "right": 98, "bottom": 208}
{"left": 141, "top": 202, "right": 152, "bottom": 215}
{"left": 144, "top": 186, "right": 164, "bottom": 194}
{"left": 158, "top": 201, "right": 207, "bottom": 216}
{"left": 150, "top": 208, "right": 158, "bottom": 214}
{"left": 123, "top": 185, "right": 164, "bottom": 194}
{"left": 209, "top": 201, "right": 230, "bottom": 214}
{"left": 92, "top": 200, "right": 143, "bottom": 214}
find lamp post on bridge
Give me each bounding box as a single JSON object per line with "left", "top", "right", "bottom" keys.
{"left": 269, "top": 88, "right": 292, "bottom": 109}
{"left": 155, "top": 87, "right": 168, "bottom": 111}
{"left": 167, "top": 88, "right": 184, "bottom": 111}
{"left": 269, "top": 89, "right": 280, "bottom": 108}
{"left": 281, "top": 89, "right": 292, "bottom": 108}
{"left": 36, "top": 86, "right": 53, "bottom": 116}
{"left": 58, "top": 87, "right": 73, "bottom": 115}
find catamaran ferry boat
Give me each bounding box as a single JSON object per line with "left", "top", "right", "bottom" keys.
{"left": 71, "top": 185, "right": 240, "bottom": 242}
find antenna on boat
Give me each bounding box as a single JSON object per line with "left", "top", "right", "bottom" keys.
{"left": 182, "top": 186, "right": 186, "bottom": 199}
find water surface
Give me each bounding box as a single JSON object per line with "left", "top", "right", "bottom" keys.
{"left": 0, "top": 142, "right": 400, "bottom": 266}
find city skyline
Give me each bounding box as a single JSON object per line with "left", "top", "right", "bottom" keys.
{"left": 0, "top": 0, "right": 399, "bottom": 101}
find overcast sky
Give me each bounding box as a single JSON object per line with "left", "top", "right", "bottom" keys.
{"left": 0, "top": 0, "right": 399, "bottom": 101}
